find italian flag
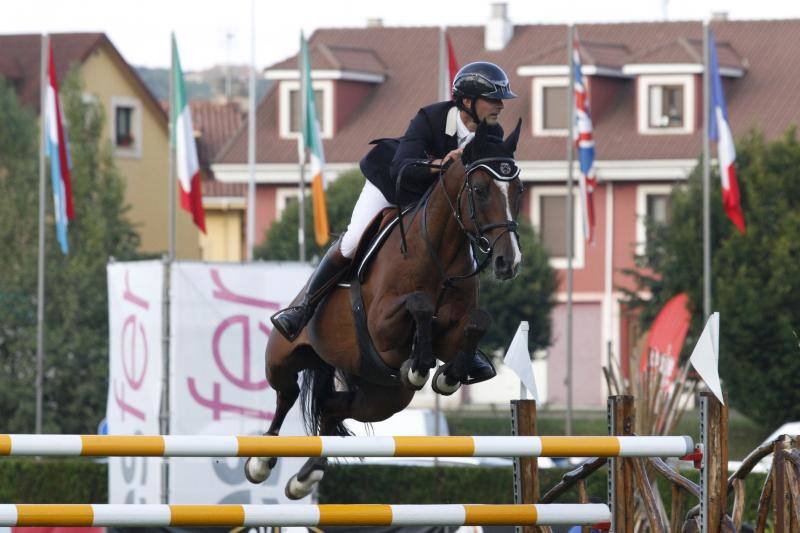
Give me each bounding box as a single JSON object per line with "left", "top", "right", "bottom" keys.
{"left": 300, "top": 33, "right": 330, "bottom": 246}
{"left": 171, "top": 34, "right": 206, "bottom": 233}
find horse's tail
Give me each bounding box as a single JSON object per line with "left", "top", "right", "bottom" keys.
{"left": 299, "top": 359, "right": 353, "bottom": 437}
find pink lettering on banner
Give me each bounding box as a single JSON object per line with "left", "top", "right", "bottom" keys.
{"left": 114, "top": 269, "right": 152, "bottom": 423}
{"left": 185, "top": 268, "right": 281, "bottom": 421}
{"left": 187, "top": 378, "right": 275, "bottom": 421}
{"left": 213, "top": 315, "right": 268, "bottom": 391}
{"left": 121, "top": 315, "right": 148, "bottom": 390}
{"left": 114, "top": 379, "right": 146, "bottom": 421}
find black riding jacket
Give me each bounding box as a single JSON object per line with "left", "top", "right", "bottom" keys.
{"left": 359, "top": 101, "right": 504, "bottom": 206}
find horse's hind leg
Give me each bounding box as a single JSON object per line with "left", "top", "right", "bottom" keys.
{"left": 245, "top": 342, "right": 314, "bottom": 484}
{"left": 432, "top": 308, "right": 491, "bottom": 395}
{"left": 399, "top": 291, "right": 435, "bottom": 390}
{"left": 283, "top": 414, "right": 340, "bottom": 500}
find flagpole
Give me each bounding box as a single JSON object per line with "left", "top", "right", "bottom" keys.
{"left": 702, "top": 20, "right": 711, "bottom": 320}
{"left": 35, "top": 33, "right": 48, "bottom": 434}
{"left": 565, "top": 24, "right": 576, "bottom": 436}
{"left": 434, "top": 25, "right": 448, "bottom": 438}
{"left": 246, "top": 0, "right": 256, "bottom": 261}
{"left": 162, "top": 33, "right": 176, "bottom": 505}
{"left": 298, "top": 34, "right": 307, "bottom": 263}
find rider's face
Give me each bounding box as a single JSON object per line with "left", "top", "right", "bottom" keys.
{"left": 474, "top": 97, "right": 504, "bottom": 125}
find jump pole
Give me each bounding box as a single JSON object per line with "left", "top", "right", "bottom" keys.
{"left": 0, "top": 435, "right": 694, "bottom": 458}
{"left": 0, "top": 504, "right": 611, "bottom": 528}
{"left": 700, "top": 391, "right": 728, "bottom": 533}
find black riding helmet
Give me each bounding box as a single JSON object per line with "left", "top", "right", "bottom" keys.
{"left": 452, "top": 61, "right": 517, "bottom": 121}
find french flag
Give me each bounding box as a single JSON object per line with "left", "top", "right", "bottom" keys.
{"left": 45, "top": 40, "right": 74, "bottom": 254}
{"left": 708, "top": 30, "right": 745, "bottom": 234}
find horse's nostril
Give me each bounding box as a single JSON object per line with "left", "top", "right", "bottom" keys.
{"left": 494, "top": 255, "right": 507, "bottom": 270}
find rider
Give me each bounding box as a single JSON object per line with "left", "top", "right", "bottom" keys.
{"left": 271, "top": 61, "right": 517, "bottom": 381}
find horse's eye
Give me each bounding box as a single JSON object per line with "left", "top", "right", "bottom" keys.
{"left": 474, "top": 184, "right": 489, "bottom": 199}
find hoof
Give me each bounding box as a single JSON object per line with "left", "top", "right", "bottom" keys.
{"left": 285, "top": 469, "right": 325, "bottom": 500}
{"left": 244, "top": 456, "right": 276, "bottom": 484}
{"left": 400, "top": 360, "right": 428, "bottom": 390}
{"left": 431, "top": 366, "right": 461, "bottom": 396}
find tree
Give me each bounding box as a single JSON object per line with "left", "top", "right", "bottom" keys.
{"left": 624, "top": 129, "right": 800, "bottom": 428}
{"left": 478, "top": 222, "right": 557, "bottom": 354}
{"left": 0, "top": 70, "right": 140, "bottom": 433}
{"left": 256, "top": 169, "right": 556, "bottom": 354}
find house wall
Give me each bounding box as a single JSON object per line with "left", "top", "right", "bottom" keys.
{"left": 200, "top": 209, "right": 244, "bottom": 261}
{"left": 81, "top": 44, "right": 200, "bottom": 259}
{"left": 335, "top": 81, "right": 375, "bottom": 132}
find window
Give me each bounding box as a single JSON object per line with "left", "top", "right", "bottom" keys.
{"left": 279, "top": 80, "right": 333, "bottom": 139}
{"left": 543, "top": 86, "right": 567, "bottom": 130}
{"left": 540, "top": 194, "right": 569, "bottom": 257}
{"left": 530, "top": 186, "right": 584, "bottom": 269}
{"left": 637, "top": 75, "right": 694, "bottom": 134}
{"left": 636, "top": 185, "right": 673, "bottom": 257}
{"left": 533, "top": 77, "right": 568, "bottom": 136}
{"left": 111, "top": 96, "right": 142, "bottom": 158}
{"left": 289, "top": 89, "right": 324, "bottom": 134}
{"left": 115, "top": 106, "right": 134, "bottom": 147}
{"left": 648, "top": 85, "right": 683, "bottom": 128}
{"left": 275, "top": 187, "right": 300, "bottom": 219}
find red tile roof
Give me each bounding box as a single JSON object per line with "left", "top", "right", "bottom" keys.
{"left": 269, "top": 43, "right": 387, "bottom": 75}
{"left": 190, "top": 100, "right": 245, "bottom": 166}
{"left": 216, "top": 19, "right": 800, "bottom": 166}
{"left": 0, "top": 33, "right": 167, "bottom": 124}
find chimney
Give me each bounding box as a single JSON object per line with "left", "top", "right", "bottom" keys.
{"left": 366, "top": 17, "right": 383, "bottom": 28}
{"left": 711, "top": 11, "right": 728, "bottom": 21}
{"left": 485, "top": 2, "right": 513, "bottom": 51}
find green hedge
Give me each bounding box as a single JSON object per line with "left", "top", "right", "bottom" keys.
{"left": 0, "top": 459, "right": 770, "bottom": 527}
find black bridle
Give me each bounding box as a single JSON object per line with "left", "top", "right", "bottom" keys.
{"left": 395, "top": 157, "right": 523, "bottom": 313}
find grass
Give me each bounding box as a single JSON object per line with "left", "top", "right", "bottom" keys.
{"left": 445, "top": 405, "right": 768, "bottom": 460}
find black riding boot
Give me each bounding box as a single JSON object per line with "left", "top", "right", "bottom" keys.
{"left": 462, "top": 351, "right": 497, "bottom": 384}
{"left": 271, "top": 242, "right": 351, "bottom": 342}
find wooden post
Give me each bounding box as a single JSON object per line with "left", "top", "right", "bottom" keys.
{"left": 773, "top": 435, "right": 788, "bottom": 533}
{"left": 608, "top": 395, "right": 635, "bottom": 533}
{"left": 699, "top": 392, "right": 728, "bottom": 533}
{"left": 512, "top": 399, "right": 539, "bottom": 533}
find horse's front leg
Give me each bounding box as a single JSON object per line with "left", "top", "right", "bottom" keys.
{"left": 432, "top": 308, "right": 491, "bottom": 395}
{"left": 399, "top": 291, "right": 436, "bottom": 390}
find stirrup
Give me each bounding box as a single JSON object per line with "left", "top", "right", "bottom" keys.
{"left": 270, "top": 306, "right": 310, "bottom": 342}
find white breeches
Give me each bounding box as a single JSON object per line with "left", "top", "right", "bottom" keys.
{"left": 339, "top": 181, "right": 393, "bottom": 258}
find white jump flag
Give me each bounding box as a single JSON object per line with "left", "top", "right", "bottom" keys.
{"left": 504, "top": 321, "right": 538, "bottom": 401}
{"left": 689, "top": 312, "right": 724, "bottom": 404}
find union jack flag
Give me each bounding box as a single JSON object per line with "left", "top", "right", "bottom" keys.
{"left": 573, "top": 31, "right": 597, "bottom": 243}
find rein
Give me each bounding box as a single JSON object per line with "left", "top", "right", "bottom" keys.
{"left": 396, "top": 158, "right": 521, "bottom": 315}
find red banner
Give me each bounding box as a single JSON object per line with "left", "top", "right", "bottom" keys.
{"left": 639, "top": 293, "right": 690, "bottom": 386}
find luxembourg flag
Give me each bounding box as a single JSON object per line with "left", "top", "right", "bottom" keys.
{"left": 299, "top": 33, "right": 330, "bottom": 246}
{"left": 708, "top": 30, "right": 745, "bottom": 234}
{"left": 45, "top": 40, "right": 74, "bottom": 254}
{"left": 572, "top": 31, "right": 597, "bottom": 243}
{"left": 171, "top": 34, "right": 205, "bottom": 233}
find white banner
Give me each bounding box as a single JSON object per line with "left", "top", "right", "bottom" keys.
{"left": 106, "top": 260, "right": 164, "bottom": 504}
{"left": 169, "top": 261, "right": 313, "bottom": 504}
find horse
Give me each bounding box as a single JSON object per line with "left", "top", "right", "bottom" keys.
{"left": 245, "top": 119, "right": 525, "bottom": 499}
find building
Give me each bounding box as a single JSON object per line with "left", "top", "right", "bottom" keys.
{"left": 0, "top": 33, "right": 201, "bottom": 259}
{"left": 212, "top": 8, "right": 800, "bottom": 406}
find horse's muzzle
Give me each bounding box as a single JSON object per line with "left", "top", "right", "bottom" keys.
{"left": 492, "top": 254, "right": 517, "bottom": 280}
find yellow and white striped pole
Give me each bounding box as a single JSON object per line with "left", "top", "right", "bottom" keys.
{"left": 0, "top": 435, "right": 694, "bottom": 458}
{"left": 0, "top": 504, "right": 611, "bottom": 527}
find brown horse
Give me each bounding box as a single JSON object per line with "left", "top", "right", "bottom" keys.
{"left": 245, "top": 119, "right": 524, "bottom": 499}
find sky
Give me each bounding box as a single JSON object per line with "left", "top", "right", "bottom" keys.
{"left": 2, "top": 0, "right": 799, "bottom": 71}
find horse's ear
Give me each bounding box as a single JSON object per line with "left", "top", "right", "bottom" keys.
{"left": 503, "top": 118, "right": 522, "bottom": 153}
{"left": 472, "top": 120, "right": 490, "bottom": 154}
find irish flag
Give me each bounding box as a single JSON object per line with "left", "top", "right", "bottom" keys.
{"left": 299, "top": 33, "right": 330, "bottom": 246}
{"left": 171, "top": 34, "right": 205, "bottom": 233}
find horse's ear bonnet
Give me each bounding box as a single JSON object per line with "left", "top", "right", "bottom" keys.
{"left": 503, "top": 118, "right": 522, "bottom": 154}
